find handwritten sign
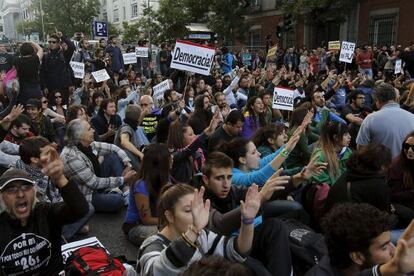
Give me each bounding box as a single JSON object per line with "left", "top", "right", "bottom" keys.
{"left": 69, "top": 61, "right": 85, "bottom": 79}
{"left": 152, "top": 79, "right": 171, "bottom": 100}
{"left": 339, "top": 41, "right": 356, "bottom": 63}
{"left": 395, "top": 59, "right": 402, "bottom": 74}
{"left": 91, "top": 69, "right": 110, "bottom": 83}
{"left": 123, "top": 53, "right": 137, "bottom": 65}
{"left": 136, "top": 47, "right": 149, "bottom": 58}
{"left": 328, "top": 41, "right": 341, "bottom": 50}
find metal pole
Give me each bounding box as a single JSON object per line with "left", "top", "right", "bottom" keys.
{"left": 39, "top": 0, "right": 45, "bottom": 43}
{"left": 147, "top": 0, "right": 151, "bottom": 55}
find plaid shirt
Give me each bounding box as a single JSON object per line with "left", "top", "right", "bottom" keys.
{"left": 61, "top": 141, "right": 131, "bottom": 202}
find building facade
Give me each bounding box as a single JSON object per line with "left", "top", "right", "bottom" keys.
{"left": 0, "top": 0, "right": 35, "bottom": 42}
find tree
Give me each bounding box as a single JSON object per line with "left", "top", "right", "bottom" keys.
{"left": 122, "top": 22, "right": 141, "bottom": 43}
{"left": 30, "top": 0, "right": 101, "bottom": 37}
{"left": 134, "top": 5, "right": 162, "bottom": 45}
{"left": 107, "top": 22, "right": 121, "bottom": 37}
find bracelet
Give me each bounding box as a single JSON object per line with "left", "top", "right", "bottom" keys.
{"left": 181, "top": 232, "right": 197, "bottom": 249}
{"left": 280, "top": 149, "right": 290, "bottom": 158}
{"left": 241, "top": 216, "right": 255, "bottom": 225}
{"left": 188, "top": 224, "right": 202, "bottom": 236}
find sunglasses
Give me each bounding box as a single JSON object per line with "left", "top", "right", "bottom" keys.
{"left": 42, "top": 100, "right": 48, "bottom": 104}
{"left": 48, "top": 40, "right": 58, "bottom": 44}
{"left": 403, "top": 143, "right": 414, "bottom": 151}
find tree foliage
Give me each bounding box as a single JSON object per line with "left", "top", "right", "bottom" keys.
{"left": 281, "top": 0, "right": 359, "bottom": 26}
{"left": 108, "top": 22, "right": 121, "bottom": 37}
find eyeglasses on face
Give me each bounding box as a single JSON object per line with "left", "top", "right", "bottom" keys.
{"left": 3, "top": 183, "right": 33, "bottom": 195}
{"left": 42, "top": 100, "right": 48, "bottom": 104}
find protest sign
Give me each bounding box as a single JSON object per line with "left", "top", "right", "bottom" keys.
{"left": 153, "top": 79, "right": 171, "bottom": 100}
{"left": 123, "top": 53, "right": 137, "bottom": 65}
{"left": 267, "top": 46, "right": 277, "bottom": 58}
{"left": 171, "top": 40, "right": 215, "bottom": 76}
{"left": 69, "top": 61, "right": 85, "bottom": 79}
{"left": 91, "top": 69, "right": 110, "bottom": 83}
{"left": 136, "top": 47, "right": 149, "bottom": 57}
{"left": 61, "top": 237, "right": 107, "bottom": 263}
{"left": 328, "top": 41, "right": 341, "bottom": 50}
{"left": 339, "top": 41, "right": 356, "bottom": 63}
{"left": 272, "top": 87, "right": 294, "bottom": 111}
{"left": 242, "top": 53, "right": 252, "bottom": 66}
{"left": 395, "top": 59, "right": 402, "bottom": 74}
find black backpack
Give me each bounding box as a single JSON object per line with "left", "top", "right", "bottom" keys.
{"left": 281, "top": 219, "right": 328, "bottom": 275}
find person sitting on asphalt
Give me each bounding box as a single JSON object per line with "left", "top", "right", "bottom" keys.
{"left": 0, "top": 145, "right": 88, "bottom": 275}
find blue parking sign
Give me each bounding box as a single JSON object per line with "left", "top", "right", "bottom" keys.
{"left": 93, "top": 21, "right": 108, "bottom": 37}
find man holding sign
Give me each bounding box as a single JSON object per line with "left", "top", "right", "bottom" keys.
{"left": 356, "top": 44, "right": 373, "bottom": 79}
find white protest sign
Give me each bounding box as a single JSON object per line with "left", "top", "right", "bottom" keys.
{"left": 91, "top": 69, "right": 110, "bottom": 82}
{"left": 61, "top": 237, "right": 107, "bottom": 263}
{"left": 69, "top": 61, "right": 85, "bottom": 79}
{"left": 339, "top": 41, "right": 356, "bottom": 63}
{"left": 153, "top": 79, "right": 171, "bottom": 100}
{"left": 136, "top": 47, "right": 149, "bottom": 57}
{"left": 395, "top": 59, "right": 402, "bottom": 74}
{"left": 123, "top": 52, "right": 137, "bottom": 65}
{"left": 171, "top": 40, "right": 215, "bottom": 76}
{"left": 272, "top": 87, "right": 294, "bottom": 111}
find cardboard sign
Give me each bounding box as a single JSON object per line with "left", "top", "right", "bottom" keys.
{"left": 328, "top": 41, "right": 340, "bottom": 50}
{"left": 171, "top": 40, "right": 215, "bottom": 76}
{"left": 395, "top": 59, "right": 402, "bottom": 74}
{"left": 339, "top": 41, "right": 356, "bottom": 63}
{"left": 61, "top": 237, "right": 107, "bottom": 263}
{"left": 123, "top": 53, "right": 137, "bottom": 65}
{"left": 242, "top": 53, "right": 252, "bottom": 66}
{"left": 136, "top": 47, "right": 149, "bottom": 58}
{"left": 91, "top": 69, "right": 110, "bottom": 83}
{"left": 69, "top": 61, "right": 85, "bottom": 79}
{"left": 267, "top": 46, "right": 277, "bottom": 58}
{"left": 153, "top": 79, "right": 171, "bottom": 100}
{"left": 272, "top": 87, "right": 294, "bottom": 111}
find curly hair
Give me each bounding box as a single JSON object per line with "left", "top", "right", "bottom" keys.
{"left": 321, "top": 203, "right": 390, "bottom": 270}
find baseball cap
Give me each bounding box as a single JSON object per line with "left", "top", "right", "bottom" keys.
{"left": 25, "top": 98, "right": 42, "bottom": 109}
{"left": 0, "top": 168, "right": 35, "bottom": 192}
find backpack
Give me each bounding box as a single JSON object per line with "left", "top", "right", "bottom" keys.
{"left": 65, "top": 245, "right": 125, "bottom": 276}
{"left": 282, "top": 219, "right": 328, "bottom": 276}
{"left": 302, "top": 182, "right": 330, "bottom": 230}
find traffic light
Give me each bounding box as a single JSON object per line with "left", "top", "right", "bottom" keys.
{"left": 276, "top": 26, "right": 283, "bottom": 38}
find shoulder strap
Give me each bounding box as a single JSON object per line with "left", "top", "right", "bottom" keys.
{"left": 207, "top": 234, "right": 222, "bottom": 256}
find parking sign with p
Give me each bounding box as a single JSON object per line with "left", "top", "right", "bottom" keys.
{"left": 93, "top": 21, "right": 108, "bottom": 37}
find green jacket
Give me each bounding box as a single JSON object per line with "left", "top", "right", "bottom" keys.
{"left": 310, "top": 147, "right": 352, "bottom": 186}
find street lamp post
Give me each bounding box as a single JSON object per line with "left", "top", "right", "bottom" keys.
{"left": 39, "top": 0, "right": 45, "bottom": 43}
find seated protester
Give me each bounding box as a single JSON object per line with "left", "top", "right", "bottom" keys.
{"left": 15, "top": 136, "right": 94, "bottom": 240}
{"left": 252, "top": 124, "right": 287, "bottom": 158}
{"left": 87, "top": 91, "right": 104, "bottom": 117}
{"left": 259, "top": 90, "right": 282, "bottom": 124}
{"left": 183, "top": 86, "right": 195, "bottom": 114}
{"left": 310, "top": 121, "right": 352, "bottom": 186}
{"left": 49, "top": 92, "right": 67, "bottom": 146}
{"left": 61, "top": 119, "right": 137, "bottom": 213}
{"left": 182, "top": 255, "right": 252, "bottom": 276}
{"left": 241, "top": 96, "right": 266, "bottom": 139}
{"left": 211, "top": 92, "right": 232, "bottom": 121}
{"left": 167, "top": 111, "right": 221, "bottom": 184}
{"left": 341, "top": 90, "right": 372, "bottom": 148}
{"left": 137, "top": 184, "right": 260, "bottom": 275}
{"left": 91, "top": 98, "right": 122, "bottom": 143}
{"left": 0, "top": 146, "right": 88, "bottom": 275}
{"left": 310, "top": 90, "right": 346, "bottom": 133}
{"left": 114, "top": 104, "right": 145, "bottom": 170}
{"left": 40, "top": 96, "right": 66, "bottom": 124}
{"left": 4, "top": 114, "right": 34, "bottom": 145}
{"left": 286, "top": 107, "right": 319, "bottom": 169}
{"left": 66, "top": 104, "right": 89, "bottom": 124}
{"left": 25, "top": 98, "right": 57, "bottom": 143}
{"left": 161, "top": 89, "right": 181, "bottom": 118}
{"left": 202, "top": 153, "right": 326, "bottom": 276}
{"left": 388, "top": 132, "right": 414, "bottom": 211}
{"left": 323, "top": 144, "right": 410, "bottom": 226}
{"left": 218, "top": 115, "right": 311, "bottom": 187}
{"left": 155, "top": 100, "right": 185, "bottom": 144}
{"left": 208, "top": 109, "right": 244, "bottom": 153}
{"left": 187, "top": 95, "right": 213, "bottom": 135}
{"left": 123, "top": 143, "right": 171, "bottom": 246}
{"left": 51, "top": 90, "right": 67, "bottom": 117}
{"left": 139, "top": 95, "right": 162, "bottom": 142}
{"left": 306, "top": 203, "right": 414, "bottom": 276}
{"left": 0, "top": 104, "right": 25, "bottom": 142}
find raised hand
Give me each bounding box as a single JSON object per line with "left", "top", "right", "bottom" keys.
{"left": 191, "top": 186, "right": 210, "bottom": 232}
{"left": 386, "top": 219, "right": 414, "bottom": 273}
{"left": 40, "top": 145, "right": 66, "bottom": 186}
{"left": 301, "top": 109, "right": 314, "bottom": 127}
{"left": 301, "top": 155, "right": 328, "bottom": 180}
{"left": 260, "top": 168, "right": 289, "bottom": 202}
{"left": 284, "top": 129, "right": 302, "bottom": 152}
{"left": 240, "top": 184, "right": 261, "bottom": 220}
{"left": 4, "top": 104, "right": 24, "bottom": 122}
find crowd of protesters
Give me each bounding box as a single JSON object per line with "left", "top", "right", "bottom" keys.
{"left": 0, "top": 30, "right": 414, "bottom": 275}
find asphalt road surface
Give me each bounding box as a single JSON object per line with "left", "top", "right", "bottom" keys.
{"left": 82, "top": 208, "right": 138, "bottom": 261}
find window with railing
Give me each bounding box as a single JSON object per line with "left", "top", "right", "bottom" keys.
{"left": 369, "top": 14, "right": 398, "bottom": 47}
{"left": 113, "top": 9, "right": 119, "bottom": 22}
{"left": 131, "top": 3, "right": 138, "bottom": 18}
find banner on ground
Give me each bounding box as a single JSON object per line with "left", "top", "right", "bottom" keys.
{"left": 91, "top": 69, "right": 110, "bottom": 83}
{"left": 61, "top": 237, "right": 107, "bottom": 263}
{"left": 123, "top": 53, "right": 137, "bottom": 65}
{"left": 136, "top": 47, "right": 149, "bottom": 58}
{"left": 153, "top": 79, "right": 171, "bottom": 100}
{"left": 395, "top": 59, "right": 402, "bottom": 74}
{"left": 267, "top": 46, "right": 277, "bottom": 58}
{"left": 69, "top": 61, "right": 85, "bottom": 79}
{"left": 339, "top": 41, "right": 356, "bottom": 63}
{"left": 170, "top": 40, "right": 215, "bottom": 76}
{"left": 272, "top": 87, "right": 294, "bottom": 111}
{"left": 328, "top": 41, "right": 341, "bottom": 50}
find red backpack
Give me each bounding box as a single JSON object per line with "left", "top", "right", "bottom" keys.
{"left": 65, "top": 246, "right": 125, "bottom": 276}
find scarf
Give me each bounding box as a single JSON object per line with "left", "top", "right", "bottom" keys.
{"left": 77, "top": 144, "right": 102, "bottom": 177}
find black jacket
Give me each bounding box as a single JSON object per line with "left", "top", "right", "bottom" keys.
{"left": 0, "top": 180, "right": 88, "bottom": 275}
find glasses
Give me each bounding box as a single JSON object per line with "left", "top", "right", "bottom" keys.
{"left": 55, "top": 95, "right": 62, "bottom": 99}
{"left": 48, "top": 40, "right": 58, "bottom": 44}
{"left": 403, "top": 143, "right": 414, "bottom": 151}
{"left": 3, "top": 184, "right": 33, "bottom": 195}
{"left": 42, "top": 100, "right": 48, "bottom": 104}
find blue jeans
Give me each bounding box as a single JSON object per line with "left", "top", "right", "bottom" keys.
{"left": 92, "top": 191, "right": 124, "bottom": 213}
{"left": 62, "top": 203, "right": 95, "bottom": 239}
{"left": 101, "top": 152, "right": 124, "bottom": 177}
